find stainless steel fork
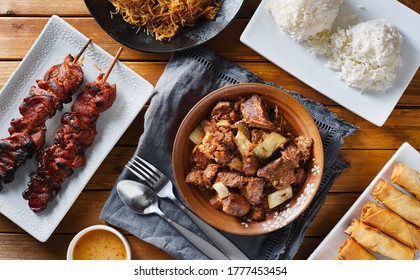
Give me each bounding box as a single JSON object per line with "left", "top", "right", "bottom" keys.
{"left": 126, "top": 155, "right": 249, "bottom": 260}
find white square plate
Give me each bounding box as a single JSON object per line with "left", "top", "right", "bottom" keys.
{"left": 240, "top": 0, "right": 420, "bottom": 126}
{"left": 308, "top": 142, "right": 419, "bottom": 260}
{"left": 0, "top": 15, "right": 155, "bottom": 242}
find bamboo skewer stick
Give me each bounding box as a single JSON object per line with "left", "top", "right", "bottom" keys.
{"left": 74, "top": 38, "right": 92, "bottom": 63}
{"left": 103, "top": 46, "right": 124, "bottom": 82}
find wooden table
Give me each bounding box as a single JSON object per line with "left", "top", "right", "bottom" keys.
{"left": 0, "top": 0, "right": 418, "bottom": 260}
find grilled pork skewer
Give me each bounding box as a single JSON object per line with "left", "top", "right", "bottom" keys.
{"left": 23, "top": 47, "right": 123, "bottom": 212}
{"left": 0, "top": 39, "right": 91, "bottom": 191}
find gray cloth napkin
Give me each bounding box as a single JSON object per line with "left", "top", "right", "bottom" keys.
{"left": 100, "top": 46, "right": 358, "bottom": 260}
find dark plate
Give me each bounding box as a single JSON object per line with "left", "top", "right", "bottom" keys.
{"left": 84, "top": 0, "right": 244, "bottom": 53}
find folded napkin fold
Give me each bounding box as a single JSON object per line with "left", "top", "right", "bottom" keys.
{"left": 100, "top": 46, "right": 357, "bottom": 260}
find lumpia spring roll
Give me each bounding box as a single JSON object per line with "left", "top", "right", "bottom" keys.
{"left": 390, "top": 163, "right": 420, "bottom": 200}
{"left": 338, "top": 238, "right": 377, "bottom": 260}
{"left": 360, "top": 201, "right": 420, "bottom": 249}
{"left": 373, "top": 179, "right": 420, "bottom": 227}
{"left": 344, "top": 219, "right": 415, "bottom": 260}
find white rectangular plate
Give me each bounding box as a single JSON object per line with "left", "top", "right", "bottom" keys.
{"left": 308, "top": 142, "right": 420, "bottom": 260}
{"left": 0, "top": 15, "right": 154, "bottom": 242}
{"left": 240, "top": 0, "right": 420, "bottom": 126}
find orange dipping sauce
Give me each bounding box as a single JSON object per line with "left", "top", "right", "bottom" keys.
{"left": 72, "top": 229, "right": 127, "bottom": 260}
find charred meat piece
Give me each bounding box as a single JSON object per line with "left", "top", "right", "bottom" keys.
{"left": 201, "top": 119, "right": 217, "bottom": 134}
{"left": 294, "top": 167, "right": 307, "bottom": 187}
{"left": 12, "top": 87, "right": 56, "bottom": 132}
{"left": 220, "top": 129, "right": 236, "bottom": 150}
{"left": 211, "top": 101, "right": 233, "bottom": 119}
{"left": 241, "top": 177, "right": 265, "bottom": 205}
{"left": 190, "top": 148, "right": 211, "bottom": 169}
{"left": 9, "top": 55, "right": 83, "bottom": 136}
{"left": 294, "top": 136, "right": 313, "bottom": 162}
{"left": 211, "top": 101, "right": 240, "bottom": 122}
{"left": 54, "top": 112, "right": 97, "bottom": 149}
{"left": 280, "top": 142, "right": 301, "bottom": 168}
{"left": 222, "top": 193, "right": 250, "bottom": 217}
{"left": 198, "top": 129, "right": 234, "bottom": 165}
{"left": 257, "top": 156, "right": 297, "bottom": 189}
{"left": 23, "top": 74, "right": 117, "bottom": 212}
{"left": 257, "top": 137, "right": 313, "bottom": 189}
{"left": 281, "top": 136, "right": 313, "bottom": 165}
{"left": 209, "top": 192, "right": 223, "bottom": 210}
{"left": 251, "top": 128, "right": 269, "bottom": 145}
{"left": 240, "top": 95, "right": 276, "bottom": 130}
{"left": 186, "top": 164, "right": 218, "bottom": 188}
{"left": 23, "top": 172, "right": 62, "bottom": 213}
{"left": 0, "top": 54, "right": 84, "bottom": 190}
{"left": 37, "top": 54, "right": 84, "bottom": 104}
{"left": 248, "top": 205, "right": 266, "bottom": 221}
{"left": 203, "top": 163, "right": 219, "bottom": 183}
{"left": 0, "top": 133, "right": 36, "bottom": 190}
{"left": 242, "top": 154, "right": 259, "bottom": 176}
{"left": 215, "top": 171, "right": 245, "bottom": 188}
{"left": 186, "top": 169, "right": 209, "bottom": 187}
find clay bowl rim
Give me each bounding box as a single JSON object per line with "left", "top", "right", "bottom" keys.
{"left": 172, "top": 83, "right": 324, "bottom": 235}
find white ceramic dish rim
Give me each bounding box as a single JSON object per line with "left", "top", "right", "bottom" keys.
{"left": 67, "top": 224, "right": 131, "bottom": 260}
{"left": 308, "top": 142, "right": 419, "bottom": 260}
{"left": 240, "top": 0, "right": 420, "bottom": 126}
{"left": 0, "top": 15, "right": 155, "bottom": 242}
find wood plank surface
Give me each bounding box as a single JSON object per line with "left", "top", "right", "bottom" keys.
{"left": 0, "top": 233, "right": 174, "bottom": 260}
{"left": 113, "top": 106, "right": 420, "bottom": 149}
{"left": 0, "top": 191, "right": 361, "bottom": 260}
{"left": 0, "top": 234, "right": 323, "bottom": 260}
{"left": 0, "top": 61, "right": 419, "bottom": 106}
{"left": 0, "top": 0, "right": 261, "bottom": 17}
{"left": 0, "top": 191, "right": 361, "bottom": 235}
{"left": 0, "top": 0, "right": 418, "bottom": 261}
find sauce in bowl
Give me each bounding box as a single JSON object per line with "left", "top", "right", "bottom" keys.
{"left": 67, "top": 225, "right": 131, "bottom": 260}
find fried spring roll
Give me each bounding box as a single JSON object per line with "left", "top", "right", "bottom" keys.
{"left": 373, "top": 179, "right": 420, "bottom": 227}
{"left": 344, "top": 219, "right": 415, "bottom": 260}
{"left": 338, "top": 238, "right": 377, "bottom": 260}
{"left": 390, "top": 163, "right": 420, "bottom": 200}
{"left": 361, "top": 201, "right": 420, "bottom": 249}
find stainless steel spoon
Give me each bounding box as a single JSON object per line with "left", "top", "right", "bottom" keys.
{"left": 116, "top": 179, "right": 229, "bottom": 260}
{"left": 125, "top": 155, "right": 249, "bottom": 260}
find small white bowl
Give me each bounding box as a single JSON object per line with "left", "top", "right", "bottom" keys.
{"left": 67, "top": 224, "right": 131, "bottom": 260}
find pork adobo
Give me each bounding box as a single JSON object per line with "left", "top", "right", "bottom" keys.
{"left": 185, "top": 94, "right": 313, "bottom": 221}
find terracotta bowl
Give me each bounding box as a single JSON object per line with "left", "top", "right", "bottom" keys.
{"left": 172, "top": 83, "right": 324, "bottom": 235}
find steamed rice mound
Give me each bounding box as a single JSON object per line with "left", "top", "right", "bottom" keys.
{"left": 266, "top": 0, "right": 341, "bottom": 42}
{"left": 327, "top": 19, "right": 403, "bottom": 91}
